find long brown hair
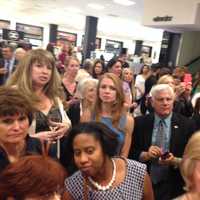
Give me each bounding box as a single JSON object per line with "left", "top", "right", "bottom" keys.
{"left": 6, "top": 49, "right": 63, "bottom": 106}
{"left": 0, "top": 155, "right": 67, "bottom": 199}
{"left": 94, "top": 73, "right": 125, "bottom": 129}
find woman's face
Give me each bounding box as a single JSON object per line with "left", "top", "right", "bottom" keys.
{"left": 31, "top": 61, "right": 52, "bottom": 88}
{"left": 123, "top": 69, "right": 133, "bottom": 83}
{"left": 73, "top": 133, "right": 105, "bottom": 177}
{"left": 94, "top": 63, "right": 103, "bottom": 75}
{"left": 109, "top": 61, "right": 122, "bottom": 77}
{"left": 142, "top": 66, "right": 149, "bottom": 74}
{"left": 99, "top": 77, "right": 117, "bottom": 103}
{"left": 65, "top": 59, "right": 79, "bottom": 77}
{"left": 84, "top": 85, "right": 97, "bottom": 103}
{"left": 164, "top": 77, "right": 175, "bottom": 90}
{"left": 0, "top": 113, "right": 29, "bottom": 144}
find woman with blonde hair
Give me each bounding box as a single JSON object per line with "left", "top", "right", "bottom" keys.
{"left": 62, "top": 56, "right": 80, "bottom": 105}
{"left": 7, "top": 49, "right": 71, "bottom": 159}
{"left": 174, "top": 132, "right": 200, "bottom": 200}
{"left": 67, "top": 77, "right": 98, "bottom": 126}
{"left": 84, "top": 73, "right": 134, "bottom": 157}
{"left": 122, "top": 67, "right": 137, "bottom": 112}
{"left": 157, "top": 74, "right": 176, "bottom": 90}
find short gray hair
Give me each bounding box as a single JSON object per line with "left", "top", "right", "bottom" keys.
{"left": 150, "top": 84, "right": 175, "bottom": 101}
{"left": 77, "top": 78, "right": 98, "bottom": 99}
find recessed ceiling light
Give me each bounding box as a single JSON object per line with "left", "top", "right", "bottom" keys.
{"left": 113, "top": 0, "right": 135, "bottom": 6}
{"left": 87, "top": 3, "right": 105, "bottom": 10}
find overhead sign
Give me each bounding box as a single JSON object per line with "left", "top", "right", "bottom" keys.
{"left": 153, "top": 16, "right": 173, "bottom": 22}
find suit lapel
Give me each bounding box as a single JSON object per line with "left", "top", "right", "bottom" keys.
{"left": 170, "top": 113, "right": 179, "bottom": 152}
{"left": 145, "top": 114, "right": 155, "bottom": 147}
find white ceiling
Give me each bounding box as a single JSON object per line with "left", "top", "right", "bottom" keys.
{"left": 0, "top": 0, "right": 164, "bottom": 42}
{"left": 0, "top": 0, "right": 143, "bottom": 26}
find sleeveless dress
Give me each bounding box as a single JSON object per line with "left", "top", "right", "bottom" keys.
{"left": 62, "top": 82, "right": 77, "bottom": 101}
{"left": 35, "top": 106, "right": 62, "bottom": 158}
{"left": 65, "top": 158, "right": 146, "bottom": 200}
{"left": 94, "top": 115, "right": 126, "bottom": 155}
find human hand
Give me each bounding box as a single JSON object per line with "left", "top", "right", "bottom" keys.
{"left": 0, "top": 68, "right": 7, "bottom": 75}
{"left": 49, "top": 121, "right": 70, "bottom": 140}
{"left": 131, "top": 102, "right": 138, "bottom": 108}
{"left": 175, "top": 83, "right": 185, "bottom": 98}
{"left": 147, "top": 146, "right": 162, "bottom": 159}
{"left": 159, "top": 152, "right": 175, "bottom": 166}
{"left": 31, "top": 130, "right": 57, "bottom": 141}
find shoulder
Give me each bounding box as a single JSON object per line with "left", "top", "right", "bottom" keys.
{"left": 125, "top": 114, "right": 134, "bottom": 129}
{"left": 26, "top": 136, "right": 42, "bottom": 154}
{"left": 172, "top": 113, "right": 194, "bottom": 126}
{"left": 127, "top": 159, "right": 147, "bottom": 172}
{"left": 125, "top": 159, "right": 147, "bottom": 185}
{"left": 65, "top": 170, "right": 83, "bottom": 183}
{"left": 126, "top": 113, "right": 134, "bottom": 123}
{"left": 135, "top": 113, "right": 153, "bottom": 125}
{"left": 65, "top": 171, "right": 83, "bottom": 197}
{"left": 135, "top": 75, "right": 144, "bottom": 81}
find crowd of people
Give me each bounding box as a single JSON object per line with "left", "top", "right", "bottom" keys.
{"left": 0, "top": 42, "right": 200, "bottom": 200}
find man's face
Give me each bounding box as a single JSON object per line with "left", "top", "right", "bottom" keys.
{"left": 2, "top": 47, "right": 13, "bottom": 60}
{"left": 152, "top": 90, "right": 174, "bottom": 118}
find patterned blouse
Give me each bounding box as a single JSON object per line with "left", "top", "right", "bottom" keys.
{"left": 65, "top": 158, "right": 146, "bottom": 200}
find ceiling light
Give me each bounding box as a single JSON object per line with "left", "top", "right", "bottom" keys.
{"left": 87, "top": 3, "right": 105, "bottom": 10}
{"left": 113, "top": 0, "right": 135, "bottom": 6}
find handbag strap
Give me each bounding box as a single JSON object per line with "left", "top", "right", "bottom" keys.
{"left": 57, "top": 97, "right": 71, "bottom": 127}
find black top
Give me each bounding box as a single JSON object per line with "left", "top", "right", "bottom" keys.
{"left": 0, "top": 136, "right": 42, "bottom": 173}
{"left": 35, "top": 107, "right": 62, "bottom": 158}
{"left": 173, "top": 98, "right": 193, "bottom": 118}
{"left": 144, "top": 74, "right": 157, "bottom": 95}
{"left": 67, "top": 102, "right": 81, "bottom": 127}
{"left": 62, "top": 82, "right": 77, "bottom": 101}
{"left": 192, "top": 113, "right": 200, "bottom": 131}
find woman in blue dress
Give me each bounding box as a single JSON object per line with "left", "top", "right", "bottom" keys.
{"left": 83, "top": 73, "right": 134, "bottom": 157}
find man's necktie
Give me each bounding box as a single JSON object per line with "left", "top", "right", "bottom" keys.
{"left": 150, "top": 119, "right": 169, "bottom": 184}
{"left": 156, "top": 120, "right": 164, "bottom": 149}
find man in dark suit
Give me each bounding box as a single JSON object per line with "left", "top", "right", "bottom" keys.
{"left": 0, "top": 45, "right": 16, "bottom": 85}
{"left": 129, "top": 84, "right": 196, "bottom": 200}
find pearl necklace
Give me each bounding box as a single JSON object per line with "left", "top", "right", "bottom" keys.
{"left": 88, "top": 158, "right": 116, "bottom": 191}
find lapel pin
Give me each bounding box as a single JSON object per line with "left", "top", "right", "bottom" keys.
{"left": 174, "top": 125, "right": 178, "bottom": 128}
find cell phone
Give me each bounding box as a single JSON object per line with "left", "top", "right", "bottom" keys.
{"left": 183, "top": 73, "right": 192, "bottom": 85}
{"left": 161, "top": 151, "right": 170, "bottom": 160}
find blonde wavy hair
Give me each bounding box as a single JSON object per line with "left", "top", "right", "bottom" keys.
{"left": 180, "top": 131, "right": 200, "bottom": 191}
{"left": 94, "top": 73, "right": 125, "bottom": 129}
{"left": 6, "top": 49, "right": 63, "bottom": 106}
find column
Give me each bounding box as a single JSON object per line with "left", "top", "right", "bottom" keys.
{"left": 83, "top": 16, "right": 98, "bottom": 59}
{"left": 49, "top": 24, "right": 58, "bottom": 44}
